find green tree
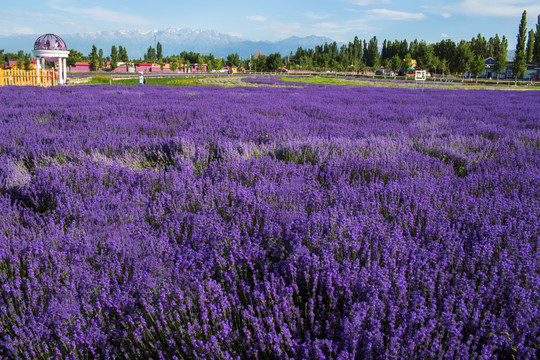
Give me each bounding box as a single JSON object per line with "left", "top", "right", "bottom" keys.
{"left": 226, "top": 53, "right": 240, "bottom": 67}
{"left": 169, "top": 57, "right": 179, "bottom": 72}
{"left": 402, "top": 53, "right": 413, "bottom": 75}
{"left": 534, "top": 15, "right": 540, "bottom": 61}
{"left": 513, "top": 10, "right": 528, "bottom": 84}
{"left": 525, "top": 29, "right": 534, "bottom": 62}
{"left": 300, "top": 54, "right": 314, "bottom": 71}
{"left": 440, "top": 58, "right": 450, "bottom": 78}
{"left": 493, "top": 34, "right": 508, "bottom": 84}
{"left": 214, "top": 57, "right": 223, "bottom": 71}
{"left": 470, "top": 33, "right": 489, "bottom": 58}
{"left": 455, "top": 40, "right": 472, "bottom": 80}
{"left": 330, "top": 58, "right": 341, "bottom": 72}
{"left": 315, "top": 52, "right": 330, "bottom": 70}
{"left": 252, "top": 53, "right": 266, "bottom": 72}
{"left": 487, "top": 36, "right": 498, "bottom": 58}
{"left": 157, "top": 42, "right": 163, "bottom": 62}
{"left": 365, "top": 36, "right": 379, "bottom": 68}
{"left": 352, "top": 57, "right": 365, "bottom": 74}
{"left": 197, "top": 55, "right": 205, "bottom": 72}
{"left": 433, "top": 39, "right": 456, "bottom": 73}
{"left": 349, "top": 36, "right": 362, "bottom": 66}
{"left": 146, "top": 46, "right": 156, "bottom": 63}
{"left": 431, "top": 56, "right": 440, "bottom": 75}
{"left": 382, "top": 58, "right": 390, "bottom": 77}
{"left": 390, "top": 54, "right": 401, "bottom": 78}
{"left": 98, "top": 48, "right": 104, "bottom": 69}
{"left": 119, "top": 46, "right": 129, "bottom": 62}
{"left": 67, "top": 49, "right": 84, "bottom": 67}
{"left": 89, "top": 45, "right": 98, "bottom": 71}
{"left": 415, "top": 41, "right": 433, "bottom": 70}
{"left": 265, "top": 53, "right": 282, "bottom": 71}
{"left": 470, "top": 55, "right": 486, "bottom": 82}
{"left": 118, "top": 46, "right": 124, "bottom": 62}
{"left": 110, "top": 45, "right": 118, "bottom": 70}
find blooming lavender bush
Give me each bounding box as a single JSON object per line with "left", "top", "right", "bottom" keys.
{"left": 0, "top": 84, "right": 539, "bottom": 359}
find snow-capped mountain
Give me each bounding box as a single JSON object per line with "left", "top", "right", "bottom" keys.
{"left": 0, "top": 28, "right": 334, "bottom": 58}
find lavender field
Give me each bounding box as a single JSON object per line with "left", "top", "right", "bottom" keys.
{"left": 0, "top": 83, "right": 539, "bottom": 359}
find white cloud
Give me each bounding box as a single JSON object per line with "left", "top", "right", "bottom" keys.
{"left": 246, "top": 15, "right": 267, "bottom": 22}
{"left": 310, "top": 18, "right": 378, "bottom": 40}
{"left": 426, "top": 1, "right": 540, "bottom": 18}
{"left": 261, "top": 18, "right": 377, "bottom": 42}
{"left": 12, "top": 26, "right": 35, "bottom": 35}
{"left": 50, "top": 5, "right": 150, "bottom": 26}
{"left": 441, "top": 33, "right": 449, "bottom": 38}
{"left": 0, "top": 9, "right": 80, "bottom": 35}
{"left": 366, "top": 9, "right": 426, "bottom": 20}
{"left": 349, "top": 0, "right": 391, "bottom": 5}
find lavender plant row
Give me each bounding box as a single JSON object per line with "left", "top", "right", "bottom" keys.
{"left": 0, "top": 84, "right": 538, "bottom": 359}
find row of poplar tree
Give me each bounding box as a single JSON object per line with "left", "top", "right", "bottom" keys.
{"left": 6, "top": 11, "right": 536, "bottom": 79}
{"left": 288, "top": 11, "right": 539, "bottom": 80}
{"left": 80, "top": 11, "right": 539, "bottom": 79}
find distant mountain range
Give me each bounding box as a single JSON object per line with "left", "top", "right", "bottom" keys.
{"left": 0, "top": 28, "right": 334, "bottom": 58}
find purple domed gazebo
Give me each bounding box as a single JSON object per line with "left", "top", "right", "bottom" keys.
{"left": 32, "top": 33, "right": 69, "bottom": 85}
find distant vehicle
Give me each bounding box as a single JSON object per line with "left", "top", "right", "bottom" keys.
{"left": 375, "top": 70, "right": 383, "bottom": 75}
{"left": 386, "top": 71, "right": 394, "bottom": 76}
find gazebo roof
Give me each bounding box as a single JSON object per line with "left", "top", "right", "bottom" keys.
{"left": 33, "top": 33, "right": 69, "bottom": 60}
{"left": 34, "top": 33, "right": 68, "bottom": 51}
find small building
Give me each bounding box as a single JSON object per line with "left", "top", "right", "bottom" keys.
{"left": 484, "top": 57, "right": 495, "bottom": 78}
{"left": 7, "top": 60, "right": 39, "bottom": 70}
{"left": 110, "top": 64, "right": 131, "bottom": 73}
{"left": 505, "top": 62, "right": 540, "bottom": 80}
{"left": 135, "top": 63, "right": 153, "bottom": 72}
{"left": 523, "top": 63, "right": 540, "bottom": 80}
{"left": 175, "top": 63, "right": 207, "bottom": 73}
{"left": 190, "top": 63, "right": 207, "bottom": 73}
{"left": 69, "top": 62, "right": 93, "bottom": 72}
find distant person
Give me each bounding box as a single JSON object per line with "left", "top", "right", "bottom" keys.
{"left": 138, "top": 71, "right": 145, "bottom": 85}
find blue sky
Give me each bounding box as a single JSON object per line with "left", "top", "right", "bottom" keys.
{"left": 1, "top": 0, "right": 539, "bottom": 48}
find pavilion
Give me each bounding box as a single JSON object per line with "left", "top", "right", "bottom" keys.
{"left": 32, "top": 33, "right": 69, "bottom": 85}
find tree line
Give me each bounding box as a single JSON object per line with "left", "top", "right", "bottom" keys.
{"left": 2, "top": 11, "right": 539, "bottom": 80}
{"left": 62, "top": 42, "right": 283, "bottom": 73}
{"left": 288, "top": 11, "right": 539, "bottom": 81}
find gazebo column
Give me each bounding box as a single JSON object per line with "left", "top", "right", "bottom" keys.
{"left": 36, "top": 57, "right": 41, "bottom": 84}
{"left": 63, "top": 58, "right": 67, "bottom": 84}
{"left": 41, "top": 58, "right": 45, "bottom": 70}
{"left": 58, "top": 58, "right": 63, "bottom": 85}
